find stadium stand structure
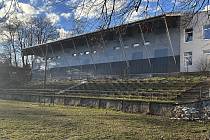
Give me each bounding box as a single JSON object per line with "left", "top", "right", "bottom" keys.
{"left": 1, "top": 74, "right": 209, "bottom": 103}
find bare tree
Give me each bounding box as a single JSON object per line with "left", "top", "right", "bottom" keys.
{"left": 1, "top": 18, "right": 20, "bottom": 67}
{"left": 32, "top": 16, "right": 59, "bottom": 44}
{"left": 71, "top": 18, "right": 86, "bottom": 34}
{"left": 49, "top": 0, "right": 210, "bottom": 29}
{"left": 0, "top": 15, "right": 59, "bottom": 67}
{"left": 196, "top": 56, "right": 210, "bottom": 72}
{"left": 0, "top": 0, "right": 19, "bottom": 23}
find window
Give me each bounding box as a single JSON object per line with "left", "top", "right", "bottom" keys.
{"left": 85, "top": 51, "right": 90, "bottom": 55}
{"left": 133, "top": 43, "right": 140, "bottom": 47}
{"left": 154, "top": 49, "right": 168, "bottom": 58}
{"left": 185, "top": 28, "right": 193, "bottom": 42}
{"left": 144, "top": 42, "right": 150, "bottom": 46}
{"left": 184, "top": 52, "right": 192, "bottom": 66}
{"left": 203, "top": 24, "right": 210, "bottom": 39}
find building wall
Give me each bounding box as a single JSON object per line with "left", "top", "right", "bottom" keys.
{"left": 180, "top": 12, "right": 210, "bottom": 72}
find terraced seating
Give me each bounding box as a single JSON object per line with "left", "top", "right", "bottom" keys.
{"left": 58, "top": 75, "right": 208, "bottom": 102}
{"left": 177, "top": 80, "right": 210, "bottom": 102}
{"left": 0, "top": 74, "right": 208, "bottom": 103}
{"left": 22, "top": 80, "right": 79, "bottom": 89}
{"left": 0, "top": 89, "right": 59, "bottom": 95}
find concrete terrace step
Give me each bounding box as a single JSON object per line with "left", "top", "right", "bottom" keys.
{"left": 0, "top": 89, "right": 60, "bottom": 92}
{"left": 0, "top": 88, "right": 178, "bottom": 101}
{"left": 0, "top": 89, "right": 60, "bottom": 95}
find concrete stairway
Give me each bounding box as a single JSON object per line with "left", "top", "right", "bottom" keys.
{"left": 176, "top": 81, "right": 210, "bottom": 103}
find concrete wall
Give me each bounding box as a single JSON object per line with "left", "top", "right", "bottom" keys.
{"left": 180, "top": 12, "right": 210, "bottom": 72}
{"left": 0, "top": 92, "right": 174, "bottom": 116}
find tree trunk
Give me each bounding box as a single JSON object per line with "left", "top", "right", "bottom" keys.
{"left": 12, "top": 44, "right": 18, "bottom": 67}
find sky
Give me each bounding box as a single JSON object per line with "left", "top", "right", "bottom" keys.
{"left": 0, "top": 0, "right": 209, "bottom": 39}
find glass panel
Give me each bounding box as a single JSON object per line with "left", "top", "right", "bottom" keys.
{"left": 85, "top": 51, "right": 90, "bottom": 55}
{"left": 185, "top": 28, "right": 193, "bottom": 42}
{"left": 154, "top": 49, "right": 168, "bottom": 58}
{"left": 184, "top": 52, "right": 192, "bottom": 66}
{"left": 133, "top": 43, "right": 140, "bottom": 47}
{"left": 203, "top": 25, "right": 210, "bottom": 39}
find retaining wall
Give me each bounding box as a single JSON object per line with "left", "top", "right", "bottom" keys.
{"left": 0, "top": 92, "right": 175, "bottom": 116}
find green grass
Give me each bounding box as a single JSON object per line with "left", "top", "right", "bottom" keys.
{"left": 0, "top": 100, "right": 210, "bottom": 140}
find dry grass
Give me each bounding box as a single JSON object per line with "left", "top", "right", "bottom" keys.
{"left": 0, "top": 99, "right": 209, "bottom": 140}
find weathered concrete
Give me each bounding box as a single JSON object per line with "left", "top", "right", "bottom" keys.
{"left": 0, "top": 92, "right": 175, "bottom": 116}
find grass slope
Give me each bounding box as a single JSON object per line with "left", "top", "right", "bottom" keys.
{"left": 0, "top": 100, "right": 209, "bottom": 140}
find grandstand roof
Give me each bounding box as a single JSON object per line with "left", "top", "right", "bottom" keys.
{"left": 22, "top": 13, "right": 182, "bottom": 56}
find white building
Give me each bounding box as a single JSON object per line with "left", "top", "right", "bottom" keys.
{"left": 180, "top": 12, "right": 210, "bottom": 72}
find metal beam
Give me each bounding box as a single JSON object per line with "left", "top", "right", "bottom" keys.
{"left": 43, "top": 45, "right": 48, "bottom": 89}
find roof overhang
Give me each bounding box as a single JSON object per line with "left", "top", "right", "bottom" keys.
{"left": 22, "top": 13, "right": 182, "bottom": 56}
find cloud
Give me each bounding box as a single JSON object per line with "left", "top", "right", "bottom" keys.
{"left": 125, "top": 11, "right": 143, "bottom": 23}
{"left": 0, "top": 1, "right": 39, "bottom": 23}
{"left": 73, "top": 0, "right": 126, "bottom": 20}
{"left": 60, "top": 13, "right": 71, "bottom": 19}
{"left": 57, "top": 28, "right": 73, "bottom": 39}
{"left": 46, "top": 13, "right": 60, "bottom": 25}
{"left": 18, "top": 3, "right": 39, "bottom": 15}
{"left": 125, "top": 5, "right": 148, "bottom": 23}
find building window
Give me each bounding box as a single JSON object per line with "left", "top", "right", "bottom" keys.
{"left": 185, "top": 28, "right": 193, "bottom": 42}
{"left": 85, "top": 51, "right": 90, "bottom": 55}
{"left": 133, "top": 43, "right": 140, "bottom": 48}
{"left": 184, "top": 52, "right": 192, "bottom": 66}
{"left": 144, "top": 41, "right": 150, "bottom": 46}
{"left": 203, "top": 24, "right": 210, "bottom": 39}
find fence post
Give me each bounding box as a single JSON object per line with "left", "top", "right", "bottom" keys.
{"left": 121, "top": 100, "right": 124, "bottom": 112}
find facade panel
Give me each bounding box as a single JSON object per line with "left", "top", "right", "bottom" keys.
{"left": 32, "top": 56, "right": 180, "bottom": 79}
